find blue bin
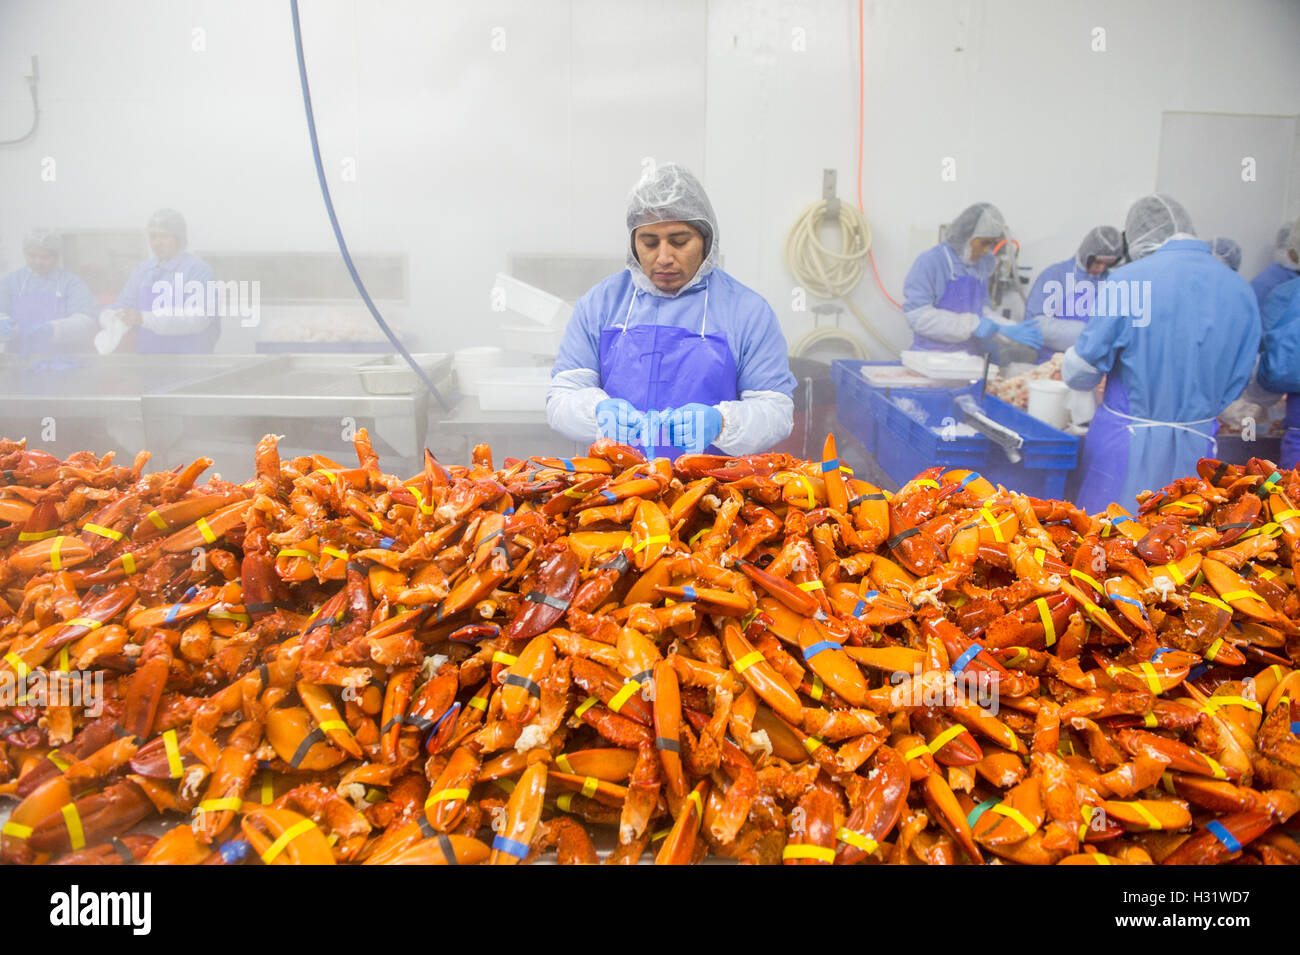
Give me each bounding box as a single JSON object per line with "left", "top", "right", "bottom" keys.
{"left": 830, "top": 360, "right": 1079, "bottom": 498}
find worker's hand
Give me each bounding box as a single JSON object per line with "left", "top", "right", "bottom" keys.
{"left": 971, "top": 315, "right": 999, "bottom": 340}
{"left": 595, "top": 398, "right": 646, "bottom": 445}
{"left": 999, "top": 318, "right": 1043, "bottom": 349}
{"left": 119, "top": 308, "right": 143, "bottom": 328}
{"left": 666, "top": 403, "right": 723, "bottom": 453}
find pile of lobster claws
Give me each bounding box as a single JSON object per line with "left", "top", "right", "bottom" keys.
{"left": 0, "top": 428, "right": 1299, "bottom": 865}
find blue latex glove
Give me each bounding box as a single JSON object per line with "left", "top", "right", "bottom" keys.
{"left": 595, "top": 398, "right": 646, "bottom": 445}
{"left": 666, "top": 403, "right": 723, "bottom": 453}
{"left": 971, "top": 315, "right": 998, "bottom": 340}
{"left": 1000, "top": 318, "right": 1044, "bottom": 349}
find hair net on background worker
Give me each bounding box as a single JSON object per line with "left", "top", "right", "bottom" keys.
{"left": 1289, "top": 216, "right": 1300, "bottom": 261}
{"left": 147, "top": 208, "right": 188, "bottom": 248}
{"left": 625, "top": 163, "right": 719, "bottom": 297}
{"left": 22, "top": 228, "right": 62, "bottom": 256}
{"left": 944, "top": 202, "right": 1007, "bottom": 264}
{"left": 1124, "top": 194, "right": 1195, "bottom": 260}
{"left": 1075, "top": 225, "right": 1123, "bottom": 270}
{"left": 1208, "top": 236, "right": 1243, "bottom": 271}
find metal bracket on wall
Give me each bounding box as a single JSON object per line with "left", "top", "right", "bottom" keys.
{"left": 823, "top": 169, "right": 839, "bottom": 219}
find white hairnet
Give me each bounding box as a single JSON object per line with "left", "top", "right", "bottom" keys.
{"left": 625, "top": 163, "right": 718, "bottom": 297}
{"left": 1208, "top": 236, "right": 1242, "bottom": 271}
{"left": 147, "top": 208, "right": 188, "bottom": 247}
{"left": 1124, "top": 194, "right": 1195, "bottom": 260}
{"left": 23, "top": 228, "right": 61, "bottom": 256}
{"left": 1289, "top": 216, "right": 1300, "bottom": 259}
{"left": 945, "top": 203, "right": 1007, "bottom": 263}
{"left": 1273, "top": 223, "right": 1298, "bottom": 268}
{"left": 1075, "top": 225, "right": 1122, "bottom": 270}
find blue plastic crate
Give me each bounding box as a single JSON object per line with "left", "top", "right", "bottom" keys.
{"left": 831, "top": 360, "right": 1078, "bottom": 498}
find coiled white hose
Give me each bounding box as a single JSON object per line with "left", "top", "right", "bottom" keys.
{"left": 784, "top": 199, "right": 899, "bottom": 358}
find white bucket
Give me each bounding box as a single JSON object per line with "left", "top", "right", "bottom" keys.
{"left": 1027, "top": 379, "right": 1070, "bottom": 430}
{"left": 1065, "top": 386, "right": 1098, "bottom": 429}
{"left": 454, "top": 346, "right": 504, "bottom": 396}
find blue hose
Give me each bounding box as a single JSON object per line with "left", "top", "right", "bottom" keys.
{"left": 289, "top": 0, "right": 449, "bottom": 411}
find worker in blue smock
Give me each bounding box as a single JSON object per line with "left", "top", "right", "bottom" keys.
{"left": 103, "top": 209, "right": 219, "bottom": 353}
{"left": 1021, "top": 225, "right": 1123, "bottom": 362}
{"left": 902, "top": 202, "right": 1043, "bottom": 358}
{"left": 1208, "top": 236, "right": 1243, "bottom": 272}
{"left": 0, "top": 229, "right": 98, "bottom": 354}
{"left": 1250, "top": 224, "right": 1299, "bottom": 309}
{"left": 1063, "top": 195, "right": 1260, "bottom": 514}
{"left": 547, "top": 163, "right": 796, "bottom": 459}
{"left": 1257, "top": 223, "right": 1300, "bottom": 468}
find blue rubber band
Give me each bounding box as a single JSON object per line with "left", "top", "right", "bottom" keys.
{"left": 601, "top": 490, "right": 617, "bottom": 503}
{"left": 803, "top": 640, "right": 840, "bottom": 662}
{"left": 951, "top": 645, "right": 981, "bottom": 674}
{"left": 492, "top": 835, "right": 530, "bottom": 859}
{"left": 1187, "top": 663, "right": 1210, "bottom": 681}
{"left": 820, "top": 457, "right": 839, "bottom": 473}
{"left": 681, "top": 585, "right": 697, "bottom": 601}
{"left": 164, "top": 603, "right": 182, "bottom": 624}
{"left": 379, "top": 536, "right": 396, "bottom": 549}
{"left": 183, "top": 585, "right": 198, "bottom": 601}
{"left": 1150, "top": 647, "right": 1174, "bottom": 661}
{"left": 957, "top": 471, "right": 981, "bottom": 489}
{"left": 1205, "top": 819, "right": 1242, "bottom": 853}
{"left": 561, "top": 457, "right": 575, "bottom": 472}
{"left": 219, "top": 840, "right": 252, "bottom": 864}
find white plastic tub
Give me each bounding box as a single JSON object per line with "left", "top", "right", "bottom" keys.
{"left": 1027, "top": 379, "right": 1069, "bottom": 429}
{"left": 493, "top": 273, "right": 574, "bottom": 327}
{"left": 476, "top": 366, "right": 552, "bottom": 411}
{"left": 454, "top": 346, "right": 504, "bottom": 396}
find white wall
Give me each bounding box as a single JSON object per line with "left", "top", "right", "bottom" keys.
{"left": 1, "top": 0, "right": 1298, "bottom": 358}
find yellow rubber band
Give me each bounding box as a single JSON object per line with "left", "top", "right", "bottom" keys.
{"left": 836, "top": 826, "right": 878, "bottom": 854}
{"left": 782, "top": 844, "right": 834, "bottom": 863}
{"left": 1126, "top": 801, "right": 1163, "bottom": 830}
{"left": 2, "top": 821, "right": 32, "bottom": 840}
{"left": 1070, "top": 568, "right": 1103, "bottom": 593}
{"left": 912, "top": 479, "right": 940, "bottom": 490}
{"left": 574, "top": 696, "right": 599, "bottom": 719}
{"left": 121, "top": 552, "right": 137, "bottom": 575}
{"left": 580, "top": 776, "right": 599, "bottom": 798}
{"left": 981, "top": 506, "right": 1005, "bottom": 542}
{"left": 491, "top": 651, "right": 518, "bottom": 667}
{"left": 321, "top": 546, "right": 348, "bottom": 560}
{"left": 608, "top": 680, "right": 641, "bottom": 713}
{"left": 49, "top": 535, "right": 63, "bottom": 570}
{"left": 317, "top": 719, "right": 349, "bottom": 735}
{"left": 61, "top": 803, "right": 85, "bottom": 851}
{"left": 1033, "top": 547, "right": 1046, "bottom": 565}
{"left": 47, "top": 750, "right": 69, "bottom": 772}
{"left": 467, "top": 694, "right": 488, "bottom": 712}
{"left": 1005, "top": 647, "right": 1029, "bottom": 666}
{"left": 1092, "top": 853, "right": 1112, "bottom": 865}
{"left": 686, "top": 788, "right": 704, "bottom": 816}
{"left": 1188, "top": 592, "right": 1231, "bottom": 613}
{"left": 1202, "top": 695, "right": 1262, "bottom": 714}
{"left": 163, "top": 729, "right": 184, "bottom": 779}
{"left": 67, "top": 617, "right": 102, "bottom": 630}
{"left": 1035, "top": 597, "right": 1055, "bottom": 647}
{"left": 426, "top": 788, "right": 469, "bottom": 806}
{"left": 261, "top": 773, "right": 274, "bottom": 805}
{"left": 1255, "top": 566, "right": 1278, "bottom": 580}
{"left": 556, "top": 793, "right": 575, "bottom": 813}
{"left": 1138, "top": 661, "right": 1163, "bottom": 695}
{"left": 260, "top": 818, "right": 316, "bottom": 864}
{"left": 809, "top": 674, "right": 824, "bottom": 701}
{"left": 928, "top": 724, "right": 965, "bottom": 753}
{"left": 733, "top": 650, "right": 766, "bottom": 673}
{"left": 989, "top": 802, "right": 1037, "bottom": 834}
{"left": 632, "top": 534, "right": 670, "bottom": 554}
{"left": 1204, "top": 755, "right": 1227, "bottom": 780}
{"left": 5, "top": 652, "right": 29, "bottom": 678}
{"left": 1204, "top": 637, "right": 1224, "bottom": 661}
{"left": 56, "top": 647, "right": 69, "bottom": 672}
{"left": 1143, "top": 711, "right": 1159, "bottom": 727}
{"left": 18, "top": 529, "right": 57, "bottom": 541}
{"left": 197, "top": 797, "right": 243, "bottom": 813}
{"left": 904, "top": 744, "right": 930, "bottom": 762}
{"left": 796, "top": 475, "right": 815, "bottom": 509}
{"left": 277, "top": 548, "right": 314, "bottom": 560}
{"left": 1272, "top": 508, "right": 1300, "bottom": 522}
{"left": 802, "top": 735, "right": 825, "bottom": 755}
{"left": 82, "top": 523, "right": 123, "bottom": 541}
{"left": 1219, "top": 589, "right": 1259, "bottom": 604}
{"left": 554, "top": 754, "right": 575, "bottom": 775}
{"left": 147, "top": 510, "right": 167, "bottom": 530}
{"left": 196, "top": 517, "right": 217, "bottom": 544}
{"left": 796, "top": 579, "right": 824, "bottom": 592}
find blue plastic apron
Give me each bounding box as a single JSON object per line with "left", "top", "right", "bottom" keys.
{"left": 599, "top": 282, "right": 738, "bottom": 460}
{"left": 11, "top": 278, "right": 64, "bottom": 354}
{"left": 1075, "top": 375, "right": 1216, "bottom": 514}
{"left": 911, "top": 267, "right": 988, "bottom": 357}
{"left": 1281, "top": 394, "right": 1300, "bottom": 470}
{"left": 134, "top": 269, "right": 217, "bottom": 354}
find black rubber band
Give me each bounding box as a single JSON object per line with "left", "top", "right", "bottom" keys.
{"left": 886, "top": 527, "right": 920, "bottom": 550}
{"left": 380, "top": 715, "right": 400, "bottom": 735}
{"left": 405, "top": 713, "right": 434, "bottom": 733}
{"left": 599, "top": 551, "right": 631, "bottom": 575}
{"left": 525, "top": 591, "right": 570, "bottom": 612}
{"left": 491, "top": 544, "right": 513, "bottom": 569}
{"left": 289, "top": 726, "right": 326, "bottom": 768}
{"left": 478, "top": 528, "right": 504, "bottom": 546}
{"left": 245, "top": 601, "right": 274, "bottom": 615}
{"left": 306, "top": 618, "right": 333, "bottom": 633}
{"left": 438, "top": 833, "right": 458, "bottom": 865}
{"left": 111, "top": 837, "right": 136, "bottom": 865}
{"left": 1217, "top": 521, "right": 1252, "bottom": 532}
{"left": 655, "top": 736, "right": 681, "bottom": 753}
{"left": 347, "top": 560, "right": 367, "bottom": 574}
{"left": 257, "top": 663, "right": 271, "bottom": 688}
{"left": 847, "top": 493, "right": 886, "bottom": 508}
{"left": 502, "top": 672, "right": 541, "bottom": 698}
{"left": 1212, "top": 461, "right": 1228, "bottom": 485}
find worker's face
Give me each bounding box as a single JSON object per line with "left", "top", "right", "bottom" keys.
{"left": 1087, "top": 255, "right": 1119, "bottom": 276}
{"left": 968, "top": 237, "right": 998, "bottom": 262}
{"left": 24, "top": 247, "right": 57, "bottom": 277}
{"left": 635, "top": 221, "right": 705, "bottom": 294}
{"left": 149, "top": 229, "right": 181, "bottom": 261}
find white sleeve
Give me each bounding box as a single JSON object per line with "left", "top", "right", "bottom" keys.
{"left": 904, "top": 305, "right": 980, "bottom": 343}
{"left": 545, "top": 367, "right": 610, "bottom": 444}
{"left": 1040, "top": 315, "right": 1085, "bottom": 354}
{"left": 1062, "top": 346, "right": 1103, "bottom": 390}
{"left": 713, "top": 390, "right": 794, "bottom": 455}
